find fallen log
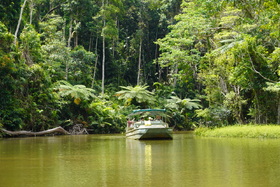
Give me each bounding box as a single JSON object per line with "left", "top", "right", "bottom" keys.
{"left": 1, "top": 126, "right": 70, "bottom": 137}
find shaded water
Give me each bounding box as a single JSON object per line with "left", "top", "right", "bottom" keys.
{"left": 1, "top": 132, "right": 280, "bottom": 187}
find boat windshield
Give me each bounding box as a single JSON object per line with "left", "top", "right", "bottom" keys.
{"left": 127, "top": 109, "right": 167, "bottom": 122}
{"left": 128, "top": 109, "right": 166, "bottom": 116}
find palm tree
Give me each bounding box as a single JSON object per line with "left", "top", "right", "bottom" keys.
{"left": 54, "top": 81, "right": 95, "bottom": 105}
{"left": 115, "top": 85, "right": 155, "bottom": 108}
{"left": 166, "top": 96, "right": 201, "bottom": 111}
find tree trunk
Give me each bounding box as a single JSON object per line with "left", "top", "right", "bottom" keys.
{"left": 102, "top": 34, "right": 105, "bottom": 95}
{"left": 1, "top": 126, "right": 70, "bottom": 137}
{"left": 253, "top": 89, "right": 261, "bottom": 123}
{"left": 64, "top": 17, "right": 73, "bottom": 81}
{"left": 173, "top": 63, "right": 178, "bottom": 87}
{"left": 91, "top": 36, "right": 99, "bottom": 88}
{"left": 154, "top": 27, "right": 162, "bottom": 82}
{"left": 88, "top": 32, "right": 93, "bottom": 51}
{"left": 101, "top": 0, "right": 106, "bottom": 95}
{"left": 68, "top": 16, "right": 73, "bottom": 48}
{"left": 74, "top": 30, "right": 78, "bottom": 47}
{"left": 14, "top": 0, "right": 28, "bottom": 44}
{"left": 29, "top": 0, "right": 34, "bottom": 24}
{"left": 137, "top": 38, "right": 142, "bottom": 85}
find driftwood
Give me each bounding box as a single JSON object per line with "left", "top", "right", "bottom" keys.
{"left": 69, "top": 124, "right": 88, "bottom": 135}
{"left": 1, "top": 126, "right": 70, "bottom": 137}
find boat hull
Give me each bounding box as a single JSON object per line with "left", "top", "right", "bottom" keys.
{"left": 126, "top": 128, "right": 173, "bottom": 140}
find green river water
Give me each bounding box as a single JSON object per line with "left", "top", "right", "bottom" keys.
{"left": 1, "top": 132, "right": 280, "bottom": 187}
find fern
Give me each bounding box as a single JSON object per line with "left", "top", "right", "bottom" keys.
{"left": 54, "top": 80, "right": 95, "bottom": 104}
{"left": 116, "top": 85, "right": 155, "bottom": 106}
{"left": 166, "top": 95, "right": 201, "bottom": 111}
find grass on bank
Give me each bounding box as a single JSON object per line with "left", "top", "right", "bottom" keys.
{"left": 194, "top": 125, "right": 280, "bottom": 138}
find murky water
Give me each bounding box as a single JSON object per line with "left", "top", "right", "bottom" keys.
{"left": 1, "top": 132, "right": 280, "bottom": 187}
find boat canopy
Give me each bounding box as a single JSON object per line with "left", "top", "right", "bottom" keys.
{"left": 128, "top": 109, "right": 166, "bottom": 116}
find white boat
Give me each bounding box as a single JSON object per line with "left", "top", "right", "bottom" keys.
{"left": 126, "top": 109, "right": 173, "bottom": 140}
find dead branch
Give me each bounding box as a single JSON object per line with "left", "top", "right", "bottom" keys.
{"left": 1, "top": 126, "right": 70, "bottom": 137}
{"left": 40, "top": 4, "right": 62, "bottom": 21}
{"left": 69, "top": 124, "right": 88, "bottom": 135}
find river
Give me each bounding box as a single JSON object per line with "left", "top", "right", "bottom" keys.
{"left": 1, "top": 132, "right": 280, "bottom": 187}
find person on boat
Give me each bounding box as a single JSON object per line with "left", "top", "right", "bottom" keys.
{"left": 156, "top": 115, "right": 162, "bottom": 121}
{"left": 127, "top": 118, "right": 135, "bottom": 127}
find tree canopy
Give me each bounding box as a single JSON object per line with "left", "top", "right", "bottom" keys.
{"left": 0, "top": 0, "right": 279, "bottom": 134}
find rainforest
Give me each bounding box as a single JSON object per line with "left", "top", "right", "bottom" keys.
{"left": 0, "top": 0, "right": 279, "bottom": 136}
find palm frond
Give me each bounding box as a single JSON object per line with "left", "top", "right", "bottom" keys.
{"left": 115, "top": 85, "right": 155, "bottom": 106}
{"left": 53, "top": 81, "right": 96, "bottom": 104}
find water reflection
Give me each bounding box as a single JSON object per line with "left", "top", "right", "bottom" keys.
{"left": 145, "top": 144, "right": 152, "bottom": 183}
{"left": 1, "top": 133, "right": 280, "bottom": 186}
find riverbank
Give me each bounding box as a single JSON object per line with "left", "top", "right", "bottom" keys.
{"left": 195, "top": 125, "right": 280, "bottom": 138}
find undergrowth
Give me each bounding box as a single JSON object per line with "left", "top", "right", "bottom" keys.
{"left": 195, "top": 124, "right": 280, "bottom": 138}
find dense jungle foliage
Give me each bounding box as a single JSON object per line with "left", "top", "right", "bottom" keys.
{"left": 0, "top": 0, "right": 279, "bottom": 134}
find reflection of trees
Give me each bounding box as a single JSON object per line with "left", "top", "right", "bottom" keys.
{"left": 145, "top": 144, "right": 152, "bottom": 186}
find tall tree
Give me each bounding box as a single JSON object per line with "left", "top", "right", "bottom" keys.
{"left": 14, "top": 0, "right": 28, "bottom": 44}
{"left": 101, "top": 0, "right": 106, "bottom": 94}
{"left": 98, "top": 0, "right": 123, "bottom": 94}
{"left": 156, "top": 1, "right": 208, "bottom": 91}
